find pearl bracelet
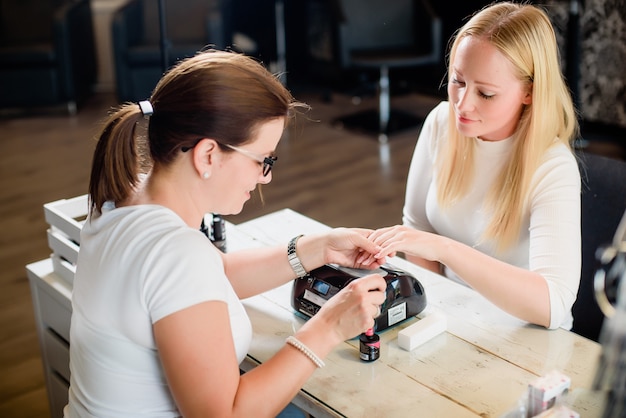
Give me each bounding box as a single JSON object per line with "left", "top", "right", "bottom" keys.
{"left": 286, "top": 336, "right": 325, "bottom": 368}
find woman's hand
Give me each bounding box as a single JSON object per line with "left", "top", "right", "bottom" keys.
{"left": 321, "top": 227, "right": 387, "bottom": 269}
{"left": 368, "top": 225, "right": 441, "bottom": 262}
{"left": 304, "top": 273, "right": 387, "bottom": 344}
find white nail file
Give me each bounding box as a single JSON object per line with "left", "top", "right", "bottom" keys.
{"left": 397, "top": 312, "right": 447, "bottom": 351}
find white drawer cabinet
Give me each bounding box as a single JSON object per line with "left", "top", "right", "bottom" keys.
{"left": 27, "top": 258, "right": 72, "bottom": 418}
{"left": 27, "top": 195, "right": 85, "bottom": 417}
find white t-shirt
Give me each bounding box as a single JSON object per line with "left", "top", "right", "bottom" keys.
{"left": 65, "top": 204, "right": 252, "bottom": 417}
{"left": 403, "top": 101, "right": 581, "bottom": 330}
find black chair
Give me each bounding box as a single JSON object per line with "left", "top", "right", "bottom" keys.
{"left": 572, "top": 150, "right": 626, "bottom": 342}
{"left": 111, "top": 0, "right": 229, "bottom": 103}
{"left": 332, "top": 0, "right": 442, "bottom": 140}
{"left": 0, "top": 0, "right": 97, "bottom": 114}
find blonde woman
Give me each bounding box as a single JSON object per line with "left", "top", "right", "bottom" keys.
{"left": 369, "top": 2, "right": 580, "bottom": 330}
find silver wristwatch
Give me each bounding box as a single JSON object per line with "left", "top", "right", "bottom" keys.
{"left": 288, "top": 235, "right": 307, "bottom": 277}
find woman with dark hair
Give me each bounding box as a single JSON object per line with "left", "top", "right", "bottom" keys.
{"left": 65, "top": 50, "right": 387, "bottom": 417}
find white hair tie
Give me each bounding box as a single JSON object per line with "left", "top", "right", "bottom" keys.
{"left": 138, "top": 100, "right": 153, "bottom": 117}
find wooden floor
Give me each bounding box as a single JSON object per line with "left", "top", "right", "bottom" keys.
{"left": 0, "top": 86, "right": 623, "bottom": 417}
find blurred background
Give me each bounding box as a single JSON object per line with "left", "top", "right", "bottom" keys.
{"left": 1, "top": 0, "right": 624, "bottom": 416}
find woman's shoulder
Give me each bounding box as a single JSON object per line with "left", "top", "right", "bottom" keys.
{"left": 542, "top": 142, "right": 578, "bottom": 169}
{"left": 533, "top": 143, "right": 581, "bottom": 188}
{"left": 89, "top": 204, "right": 207, "bottom": 247}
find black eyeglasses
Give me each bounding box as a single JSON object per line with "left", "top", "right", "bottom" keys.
{"left": 224, "top": 144, "right": 277, "bottom": 176}
{"left": 181, "top": 140, "right": 277, "bottom": 177}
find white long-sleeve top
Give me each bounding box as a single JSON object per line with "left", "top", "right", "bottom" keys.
{"left": 403, "top": 101, "right": 581, "bottom": 329}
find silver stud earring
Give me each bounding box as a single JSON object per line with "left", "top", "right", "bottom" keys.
{"left": 202, "top": 172, "right": 209, "bottom": 179}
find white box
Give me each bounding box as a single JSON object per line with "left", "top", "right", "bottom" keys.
{"left": 397, "top": 312, "right": 447, "bottom": 351}
{"left": 43, "top": 194, "right": 88, "bottom": 245}
{"left": 43, "top": 195, "right": 88, "bottom": 283}
{"left": 51, "top": 253, "right": 76, "bottom": 285}
{"left": 47, "top": 228, "right": 79, "bottom": 265}
{"left": 528, "top": 370, "right": 572, "bottom": 416}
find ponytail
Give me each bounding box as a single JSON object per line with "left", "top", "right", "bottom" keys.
{"left": 88, "top": 49, "right": 304, "bottom": 218}
{"left": 88, "top": 104, "right": 146, "bottom": 217}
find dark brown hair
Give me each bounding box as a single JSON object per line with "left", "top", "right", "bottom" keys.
{"left": 88, "top": 50, "right": 303, "bottom": 216}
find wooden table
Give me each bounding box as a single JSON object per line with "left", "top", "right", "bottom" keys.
{"left": 231, "top": 209, "right": 605, "bottom": 418}
{"left": 28, "top": 207, "right": 606, "bottom": 418}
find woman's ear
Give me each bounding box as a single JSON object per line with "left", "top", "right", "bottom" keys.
{"left": 192, "top": 138, "right": 218, "bottom": 179}
{"left": 522, "top": 84, "right": 533, "bottom": 105}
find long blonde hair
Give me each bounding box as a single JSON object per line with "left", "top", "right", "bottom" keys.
{"left": 436, "top": 1, "right": 578, "bottom": 250}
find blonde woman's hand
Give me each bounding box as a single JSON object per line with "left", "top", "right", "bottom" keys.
{"left": 320, "top": 227, "right": 388, "bottom": 269}
{"left": 368, "top": 225, "right": 440, "bottom": 262}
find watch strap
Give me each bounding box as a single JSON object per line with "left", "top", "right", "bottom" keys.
{"left": 288, "top": 235, "right": 307, "bottom": 277}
